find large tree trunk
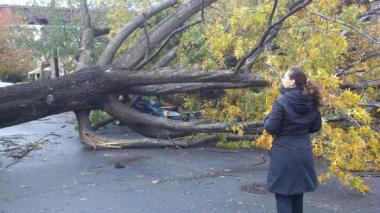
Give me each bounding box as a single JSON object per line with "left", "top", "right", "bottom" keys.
{"left": 0, "top": 67, "right": 266, "bottom": 128}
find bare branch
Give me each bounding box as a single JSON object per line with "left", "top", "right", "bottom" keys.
{"left": 242, "top": 32, "right": 276, "bottom": 72}
{"left": 323, "top": 115, "right": 345, "bottom": 122}
{"left": 94, "top": 28, "right": 111, "bottom": 37}
{"left": 358, "top": 102, "right": 380, "bottom": 109}
{"left": 0, "top": 67, "right": 264, "bottom": 128}
{"left": 273, "top": 23, "right": 315, "bottom": 29}
{"left": 97, "top": 0, "right": 179, "bottom": 67}
{"left": 91, "top": 117, "right": 116, "bottom": 130}
{"left": 80, "top": 0, "right": 91, "bottom": 28}
{"left": 201, "top": 0, "right": 205, "bottom": 21}
{"left": 75, "top": 109, "right": 98, "bottom": 148}
{"left": 234, "top": 0, "right": 313, "bottom": 73}
{"left": 336, "top": 50, "right": 380, "bottom": 76}
{"left": 76, "top": 109, "right": 215, "bottom": 149}
{"left": 105, "top": 68, "right": 251, "bottom": 86}
{"left": 357, "top": 7, "right": 380, "bottom": 20}
{"left": 223, "top": 134, "right": 258, "bottom": 141}
{"left": 128, "top": 76, "right": 269, "bottom": 95}
{"left": 308, "top": 11, "right": 380, "bottom": 45}
{"left": 268, "top": 0, "right": 278, "bottom": 26}
{"left": 153, "top": 46, "right": 179, "bottom": 68}
{"left": 77, "top": 0, "right": 95, "bottom": 70}
{"left": 134, "top": 19, "right": 203, "bottom": 70}
{"left": 102, "top": 94, "right": 347, "bottom": 139}
{"left": 336, "top": 69, "right": 366, "bottom": 77}
{"left": 112, "top": 0, "right": 217, "bottom": 69}
{"left": 126, "top": 124, "right": 188, "bottom": 139}
{"left": 338, "top": 109, "right": 361, "bottom": 127}
{"left": 101, "top": 95, "right": 264, "bottom": 134}
{"left": 142, "top": 12, "right": 151, "bottom": 60}
{"left": 340, "top": 79, "right": 380, "bottom": 90}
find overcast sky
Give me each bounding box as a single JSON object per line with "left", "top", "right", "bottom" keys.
{"left": 0, "top": 0, "right": 102, "bottom": 7}
{"left": 0, "top": 0, "right": 35, "bottom": 6}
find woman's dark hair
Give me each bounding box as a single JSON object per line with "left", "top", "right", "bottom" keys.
{"left": 288, "top": 67, "right": 323, "bottom": 109}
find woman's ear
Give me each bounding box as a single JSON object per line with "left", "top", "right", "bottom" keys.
{"left": 290, "top": 79, "right": 296, "bottom": 87}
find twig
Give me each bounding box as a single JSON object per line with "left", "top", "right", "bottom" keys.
{"left": 91, "top": 117, "right": 116, "bottom": 130}
{"left": 273, "top": 23, "right": 315, "bottom": 29}
{"left": 3, "top": 133, "right": 61, "bottom": 168}
{"left": 336, "top": 51, "right": 380, "bottom": 76}
{"left": 358, "top": 102, "right": 380, "bottom": 109}
{"left": 234, "top": 0, "right": 313, "bottom": 73}
{"left": 308, "top": 11, "right": 380, "bottom": 45}
{"left": 268, "top": 0, "right": 278, "bottom": 26}
{"left": 355, "top": 172, "right": 380, "bottom": 178}
{"left": 336, "top": 69, "right": 366, "bottom": 77}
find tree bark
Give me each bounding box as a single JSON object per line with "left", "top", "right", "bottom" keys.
{"left": 97, "top": 0, "right": 179, "bottom": 67}
{"left": 76, "top": 109, "right": 219, "bottom": 149}
{"left": 112, "top": 0, "right": 217, "bottom": 69}
{"left": 0, "top": 67, "right": 266, "bottom": 128}
{"left": 340, "top": 79, "right": 380, "bottom": 90}
{"left": 101, "top": 94, "right": 264, "bottom": 135}
{"left": 153, "top": 46, "right": 179, "bottom": 68}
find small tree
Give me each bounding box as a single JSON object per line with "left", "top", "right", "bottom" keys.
{"left": 13, "top": 0, "right": 109, "bottom": 77}
{"left": 0, "top": 7, "right": 34, "bottom": 82}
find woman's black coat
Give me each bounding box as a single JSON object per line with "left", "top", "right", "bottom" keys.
{"left": 264, "top": 87, "right": 322, "bottom": 195}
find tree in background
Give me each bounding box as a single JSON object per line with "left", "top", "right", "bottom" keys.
{"left": 13, "top": 0, "right": 110, "bottom": 76}
{"left": 0, "top": 7, "right": 35, "bottom": 82}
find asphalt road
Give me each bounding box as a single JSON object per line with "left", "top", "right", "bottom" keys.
{"left": 0, "top": 113, "right": 379, "bottom": 213}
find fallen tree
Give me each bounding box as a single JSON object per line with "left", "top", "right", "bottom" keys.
{"left": 3, "top": 0, "right": 379, "bottom": 194}
{"left": 1, "top": 0, "right": 313, "bottom": 148}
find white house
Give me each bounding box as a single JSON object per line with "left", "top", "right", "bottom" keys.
{"left": 27, "top": 67, "right": 51, "bottom": 81}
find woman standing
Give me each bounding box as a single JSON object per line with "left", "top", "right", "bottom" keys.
{"left": 264, "top": 67, "right": 323, "bottom": 213}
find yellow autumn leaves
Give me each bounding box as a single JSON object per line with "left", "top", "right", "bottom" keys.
{"left": 104, "top": 0, "right": 379, "bottom": 193}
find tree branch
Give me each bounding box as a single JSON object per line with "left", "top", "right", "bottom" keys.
{"left": 97, "top": 0, "right": 179, "bottom": 67}
{"left": 340, "top": 79, "right": 380, "bottom": 90}
{"left": 234, "top": 0, "right": 313, "bottom": 73}
{"left": 126, "top": 124, "right": 188, "bottom": 139}
{"left": 153, "top": 45, "right": 179, "bottom": 68}
{"left": 77, "top": 0, "right": 95, "bottom": 70}
{"left": 357, "top": 7, "right": 380, "bottom": 21}
{"left": 112, "top": 0, "right": 217, "bottom": 69}
{"left": 105, "top": 67, "right": 257, "bottom": 87}
{"left": 134, "top": 19, "right": 204, "bottom": 70}
{"left": 101, "top": 95, "right": 264, "bottom": 135}
{"left": 0, "top": 67, "right": 263, "bottom": 128}
{"left": 91, "top": 117, "right": 116, "bottom": 130}
{"left": 308, "top": 11, "right": 380, "bottom": 45}
{"left": 94, "top": 27, "right": 111, "bottom": 37}
{"left": 75, "top": 109, "right": 216, "bottom": 149}
{"left": 142, "top": 12, "right": 151, "bottom": 61}
{"left": 268, "top": 0, "right": 278, "bottom": 26}
{"left": 128, "top": 76, "right": 268, "bottom": 95}
{"left": 336, "top": 50, "right": 380, "bottom": 77}
{"left": 358, "top": 102, "right": 380, "bottom": 109}
{"left": 336, "top": 69, "right": 366, "bottom": 77}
